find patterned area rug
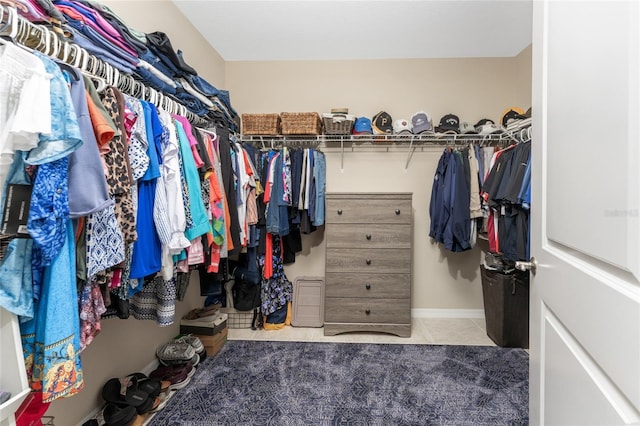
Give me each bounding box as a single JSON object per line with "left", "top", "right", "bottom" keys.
{"left": 148, "top": 340, "right": 528, "bottom": 425}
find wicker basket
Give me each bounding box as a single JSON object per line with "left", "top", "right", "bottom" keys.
{"left": 242, "top": 113, "right": 281, "bottom": 135}
{"left": 280, "top": 112, "right": 323, "bottom": 135}
{"left": 322, "top": 113, "right": 355, "bottom": 135}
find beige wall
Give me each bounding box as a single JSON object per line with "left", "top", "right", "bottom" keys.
{"left": 226, "top": 49, "right": 532, "bottom": 312}
{"left": 515, "top": 44, "right": 533, "bottom": 111}
{"left": 46, "top": 2, "right": 222, "bottom": 425}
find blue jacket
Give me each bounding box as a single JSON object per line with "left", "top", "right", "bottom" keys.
{"left": 430, "top": 150, "right": 471, "bottom": 252}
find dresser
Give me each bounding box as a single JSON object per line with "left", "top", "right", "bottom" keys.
{"left": 324, "top": 193, "right": 412, "bottom": 337}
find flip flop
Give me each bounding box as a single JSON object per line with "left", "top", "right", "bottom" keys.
{"left": 127, "top": 373, "right": 162, "bottom": 399}
{"left": 101, "top": 377, "right": 149, "bottom": 407}
{"left": 103, "top": 403, "right": 137, "bottom": 426}
{"left": 133, "top": 394, "right": 155, "bottom": 415}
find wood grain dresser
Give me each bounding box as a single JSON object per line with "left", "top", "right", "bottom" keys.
{"left": 324, "top": 192, "right": 412, "bottom": 337}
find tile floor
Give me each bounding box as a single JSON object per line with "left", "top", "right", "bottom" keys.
{"left": 227, "top": 317, "right": 497, "bottom": 346}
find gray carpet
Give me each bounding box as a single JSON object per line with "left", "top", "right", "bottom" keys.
{"left": 148, "top": 340, "right": 528, "bottom": 425}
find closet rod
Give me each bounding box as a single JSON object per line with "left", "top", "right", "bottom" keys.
{"left": 0, "top": 5, "right": 208, "bottom": 126}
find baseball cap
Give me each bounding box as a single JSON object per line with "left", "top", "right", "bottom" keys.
{"left": 459, "top": 122, "right": 477, "bottom": 134}
{"left": 352, "top": 117, "right": 372, "bottom": 135}
{"left": 435, "top": 113, "right": 460, "bottom": 134}
{"left": 411, "top": 111, "right": 433, "bottom": 134}
{"left": 372, "top": 111, "right": 393, "bottom": 134}
{"left": 501, "top": 107, "right": 525, "bottom": 128}
{"left": 517, "top": 107, "right": 531, "bottom": 119}
{"left": 474, "top": 118, "right": 502, "bottom": 135}
{"left": 393, "top": 119, "right": 412, "bottom": 135}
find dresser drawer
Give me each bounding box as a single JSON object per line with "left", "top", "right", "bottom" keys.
{"left": 325, "top": 196, "right": 412, "bottom": 224}
{"left": 325, "top": 273, "right": 410, "bottom": 299}
{"left": 325, "top": 224, "right": 411, "bottom": 249}
{"left": 325, "top": 298, "right": 411, "bottom": 324}
{"left": 326, "top": 248, "right": 411, "bottom": 274}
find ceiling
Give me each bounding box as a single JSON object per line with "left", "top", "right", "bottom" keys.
{"left": 173, "top": 0, "right": 533, "bottom": 62}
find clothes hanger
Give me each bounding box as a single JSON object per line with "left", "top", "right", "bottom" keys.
{"left": 101, "top": 62, "right": 111, "bottom": 86}
{"left": 42, "top": 24, "right": 58, "bottom": 57}
{"left": 89, "top": 74, "right": 107, "bottom": 92}
{"left": 156, "top": 92, "right": 164, "bottom": 111}
{"left": 116, "top": 72, "right": 127, "bottom": 92}
{"left": 111, "top": 65, "right": 120, "bottom": 88}
{"left": 58, "top": 39, "right": 71, "bottom": 63}
{"left": 121, "top": 74, "right": 134, "bottom": 93}
{"left": 0, "top": 5, "right": 14, "bottom": 40}
{"left": 15, "top": 17, "right": 32, "bottom": 46}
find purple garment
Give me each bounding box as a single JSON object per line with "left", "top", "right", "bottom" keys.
{"left": 54, "top": 0, "right": 138, "bottom": 58}
{"left": 16, "top": 0, "right": 49, "bottom": 21}
{"left": 67, "top": 68, "right": 113, "bottom": 218}
{"left": 63, "top": 18, "right": 138, "bottom": 67}
{"left": 66, "top": 27, "right": 135, "bottom": 73}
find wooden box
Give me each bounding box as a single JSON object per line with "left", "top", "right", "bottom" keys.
{"left": 195, "top": 327, "right": 228, "bottom": 357}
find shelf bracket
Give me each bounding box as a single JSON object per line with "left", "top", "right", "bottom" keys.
{"left": 404, "top": 136, "right": 416, "bottom": 170}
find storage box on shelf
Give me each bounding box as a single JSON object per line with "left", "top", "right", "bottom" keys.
{"left": 280, "top": 112, "right": 323, "bottom": 135}
{"left": 241, "top": 113, "right": 281, "bottom": 135}
{"left": 322, "top": 113, "right": 355, "bottom": 135}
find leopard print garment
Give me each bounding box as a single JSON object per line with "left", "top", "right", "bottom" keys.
{"left": 101, "top": 87, "right": 137, "bottom": 244}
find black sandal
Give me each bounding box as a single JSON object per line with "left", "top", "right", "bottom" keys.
{"left": 101, "top": 376, "right": 149, "bottom": 408}
{"left": 103, "top": 403, "right": 137, "bottom": 426}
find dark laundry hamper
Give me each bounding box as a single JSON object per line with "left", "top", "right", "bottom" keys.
{"left": 480, "top": 264, "right": 530, "bottom": 349}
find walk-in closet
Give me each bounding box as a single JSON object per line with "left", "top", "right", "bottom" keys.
{"left": 1, "top": 1, "right": 638, "bottom": 425}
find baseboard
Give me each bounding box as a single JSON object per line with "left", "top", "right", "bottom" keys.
{"left": 411, "top": 308, "right": 485, "bottom": 319}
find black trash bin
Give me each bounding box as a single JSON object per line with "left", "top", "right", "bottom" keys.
{"left": 480, "top": 264, "right": 530, "bottom": 349}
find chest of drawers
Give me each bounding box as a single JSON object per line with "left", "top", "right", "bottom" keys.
{"left": 324, "top": 193, "right": 412, "bottom": 337}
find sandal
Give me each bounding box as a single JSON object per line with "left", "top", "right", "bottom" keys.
{"left": 101, "top": 376, "right": 149, "bottom": 408}
{"left": 103, "top": 403, "right": 137, "bottom": 426}
{"left": 127, "top": 373, "right": 162, "bottom": 399}
{"left": 183, "top": 304, "right": 220, "bottom": 320}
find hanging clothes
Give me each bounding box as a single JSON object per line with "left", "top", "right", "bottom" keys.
{"left": 429, "top": 148, "right": 472, "bottom": 252}
{"left": 0, "top": 42, "right": 51, "bottom": 191}
{"left": 482, "top": 141, "right": 531, "bottom": 262}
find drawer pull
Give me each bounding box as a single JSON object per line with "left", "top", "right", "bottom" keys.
{"left": 366, "top": 234, "right": 372, "bottom": 240}
{"left": 365, "top": 309, "right": 371, "bottom": 315}
{"left": 395, "top": 209, "right": 401, "bottom": 215}
{"left": 365, "top": 283, "right": 371, "bottom": 290}
{"left": 365, "top": 259, "right": 371, "bottom": 265}
{"left": 337, "top": 209, "right": 343, "bottom": 215}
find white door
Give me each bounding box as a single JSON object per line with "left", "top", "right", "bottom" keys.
{"left": 530, "top": 1, "right": 640, "bottom": 424}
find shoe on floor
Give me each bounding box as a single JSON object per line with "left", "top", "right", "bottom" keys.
{"left": 149, "top": 363, "right": 195, "bottom": 391}
{"left": 174, "top": 334, "right": 204, "bottom": 354}
{"left": 156, "top": 341, "right": 196, "bottom": 366}
{"left": 103, "top": 403, "right": 137, "bottom": 426}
